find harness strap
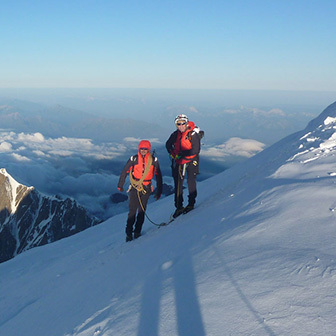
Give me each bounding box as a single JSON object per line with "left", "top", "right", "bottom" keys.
{"left": 129, "top": 154, "right": 153, "bottom": 194}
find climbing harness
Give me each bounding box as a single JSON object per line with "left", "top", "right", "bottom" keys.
{"left": 130, "top": 153, "right": 168, "bottom": 227}
{"left": 129, "top": 153, "right": 153, "bottom": 194}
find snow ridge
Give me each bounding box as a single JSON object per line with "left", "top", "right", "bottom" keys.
{"left": 1, "top": 102, "right": 336, "bottom": 336}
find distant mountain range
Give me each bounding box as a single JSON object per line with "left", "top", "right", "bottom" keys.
{"left": 0, "top": 168, "right": 100, "bottom": 263}
{"left": 0, "top": 99, "right": 168, "bottom": 142}
{"left": 0, "top": 96, "right": 317, "bottom": 144}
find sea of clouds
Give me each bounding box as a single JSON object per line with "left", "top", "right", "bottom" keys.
{"left": 0, "top": 130, "right": 265, "bottom": 219}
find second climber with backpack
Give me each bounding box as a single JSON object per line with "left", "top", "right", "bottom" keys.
{"left": 166, "top": 114, "right": 203, "bottom": 218}
{"left": 118, "top": 140, "right": 162, "bottom": 242}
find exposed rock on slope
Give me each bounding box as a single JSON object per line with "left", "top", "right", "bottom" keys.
{"left": 0, "top": 168, "right": 100, "bottom": 263}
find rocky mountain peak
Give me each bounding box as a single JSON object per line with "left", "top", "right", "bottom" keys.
{"left": 0, "top": 168, "right": 34, "bottom": 214}
{"left": 0, "top": 169, "right": 100, "bottom": 263}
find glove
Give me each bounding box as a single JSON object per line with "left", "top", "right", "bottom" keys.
{"left": 170, "top": 153, "right": 182, "bottom": 160}
{"left": 154, "top": 193, "right": 161, "bottom": 200}
{"left": 118, "top": 187, "right": 124, "bottom": 192}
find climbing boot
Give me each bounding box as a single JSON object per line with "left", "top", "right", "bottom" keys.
{"left": 173, "top": 207, "right": 184, "bottom": 218}
{"left": 183, "top": 204, "right": 194, "bottom": 214}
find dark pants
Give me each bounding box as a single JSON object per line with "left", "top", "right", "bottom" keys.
{"left": 172, "top": 162, "right": 198, "bottom": 209}
{"left": 126, "top": 185, "right": 151, "bottom": 237}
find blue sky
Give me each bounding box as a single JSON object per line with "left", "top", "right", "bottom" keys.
{"left": 1, "top": 0, "right": 335, "bottom": 91}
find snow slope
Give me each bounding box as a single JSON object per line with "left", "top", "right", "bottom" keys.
{"left": 1, "top": 102, "right": 336, "bottom": 336}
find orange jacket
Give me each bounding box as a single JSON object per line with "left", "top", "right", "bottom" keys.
{"left": 118, "top": 140, "right": 163, "bottom": 193}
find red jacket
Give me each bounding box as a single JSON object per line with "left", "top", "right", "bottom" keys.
{"left": 118, "top": 140, "right": 163, "bottom": 193}
{"left": 166, "top": 121, "right": 201, "bottom": 165}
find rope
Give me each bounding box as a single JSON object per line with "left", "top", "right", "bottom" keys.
{"left": 129, "top": 154, "right": 153, "bottom": 194}
{"left": 178, "top": 163, "right": 186, "bottom": 180}
{"left": 136, "top": 190, "right": 166, "bottom": 227}
{"left": 129, "top": 153, "right": 167, "bottom": 227}
{"left": 176, "top": 163, "right": 186, "bottom": 205}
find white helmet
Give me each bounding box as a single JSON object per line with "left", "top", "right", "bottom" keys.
{"left": 174, "top": 114, "right": 189, "bottom": 124}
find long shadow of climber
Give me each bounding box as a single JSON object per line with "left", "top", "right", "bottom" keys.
{"left": 137, "top": 250, "right": 206, "bottom": 336}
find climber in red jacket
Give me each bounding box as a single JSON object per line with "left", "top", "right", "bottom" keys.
{"left": 118, "top": 140, "right": 162, "bottom": 242}
{"left": 166, "top": 114, "right": 201, "bottom": 218}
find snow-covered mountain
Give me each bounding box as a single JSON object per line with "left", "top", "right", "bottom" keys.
{"left": 1, "top": 102, "right": 336, "bottom": 335}
{"left": 0, "top": 168, "right": 100, "bottom": 263}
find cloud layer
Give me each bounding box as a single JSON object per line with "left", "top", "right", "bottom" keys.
{"left": 0, "top": 131, "right": 128, "bottom": 160}
{"left": 0, "top": 131, "right": 161, "bottom": 219}
{"left": 202, "top": 137, "right": 265, "bottom": 160}
{"left": 0, "top": 130, "right": 264, "bottom": 219}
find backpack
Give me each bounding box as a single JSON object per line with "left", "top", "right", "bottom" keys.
{"left": 190, "top": 126, "right": 204, "bottom": 141}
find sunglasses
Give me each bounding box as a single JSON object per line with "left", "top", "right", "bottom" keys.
{"left": 140, "top": 147, "right": 149, "bottom": 150}
{"left": 176, "top": 122, "right": 187, "bottom": 126}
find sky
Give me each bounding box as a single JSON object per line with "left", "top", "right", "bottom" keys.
{"left": 1, "top": 102, "right": 336, "bottom": 336}
{"left": 1, "top": 0, "right": 336, "bottom": 91}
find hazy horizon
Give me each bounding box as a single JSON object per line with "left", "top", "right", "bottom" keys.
{"left": 1, "top": 87, "right": 335, "bottom": 105}
{"left": 1, "top": 87, "right": 335, "bottom": 219}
